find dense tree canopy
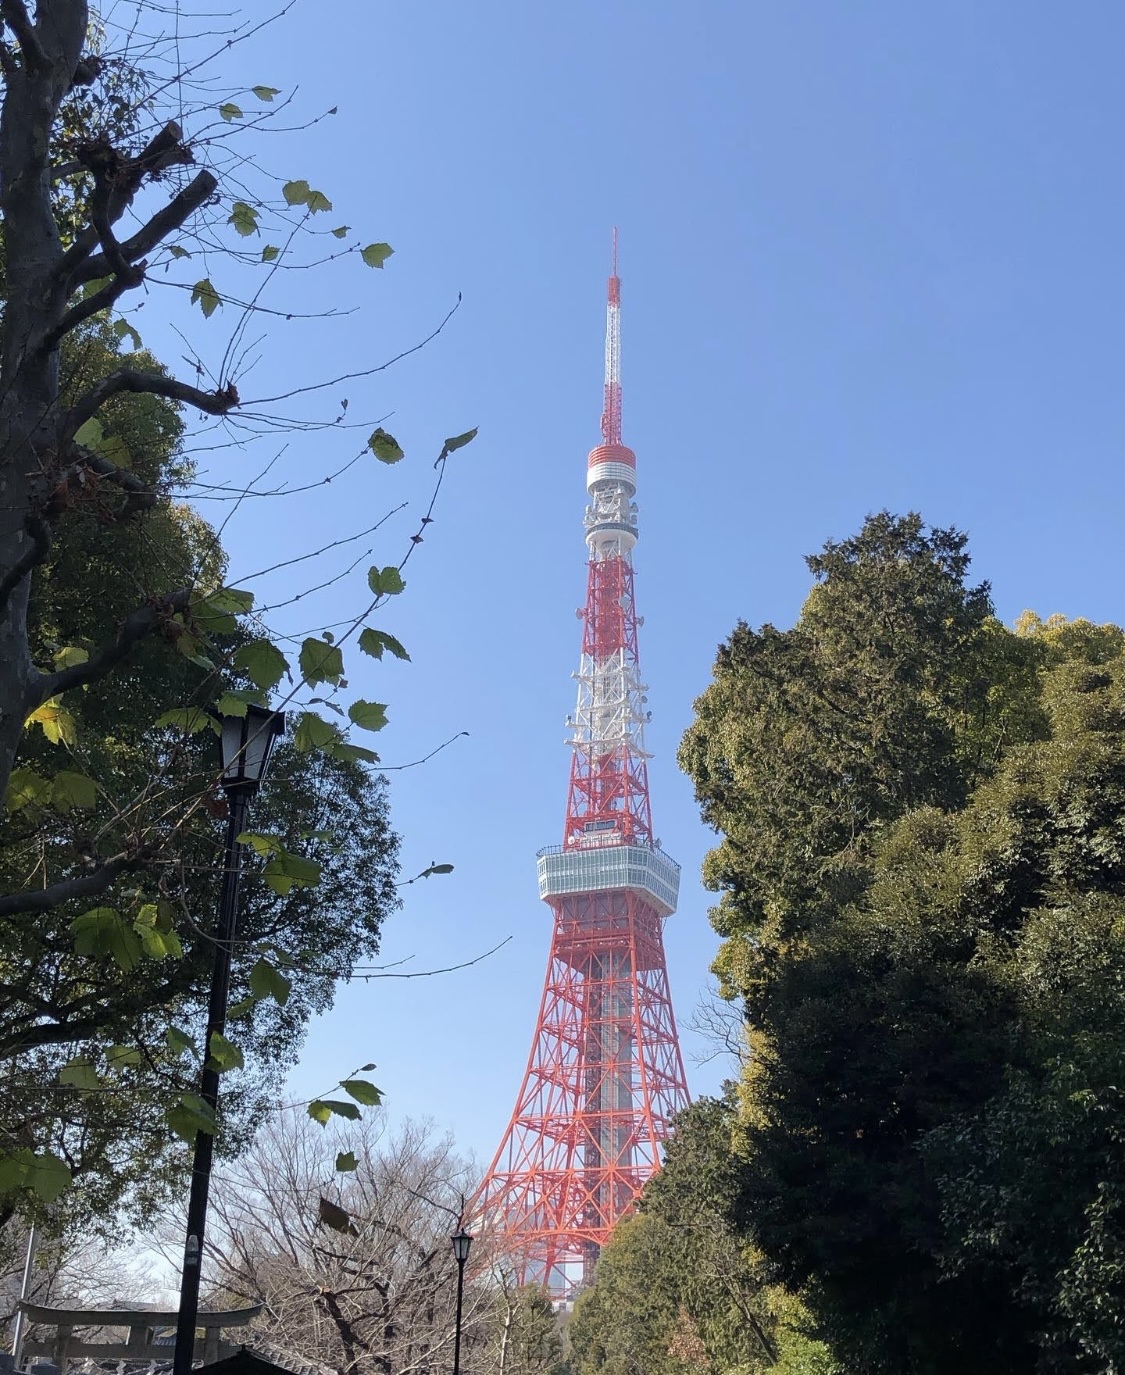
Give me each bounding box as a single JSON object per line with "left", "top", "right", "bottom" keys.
{"left": 569, "top": 1097, "right": 836, "bottom": 1375}
{"left": 680, "top": 512, "right": 1125, "bottom": 1372}
{"left": 0, "top": 320, "right": 400, "bottom": 1229}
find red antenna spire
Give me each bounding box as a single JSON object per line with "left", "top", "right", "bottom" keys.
{"left": 601, "top": 228, "right": 623, "bottom": 446}
{"left": 472, "top": 237, "right": 689, "bottom": 1294}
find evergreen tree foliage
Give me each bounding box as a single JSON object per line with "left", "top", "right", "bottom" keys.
{"left": 568, "top": 1098, "right": 837, "bottom": 1375}
{"left": 681, "top": 513, "right": 1125, "bottom": 1372}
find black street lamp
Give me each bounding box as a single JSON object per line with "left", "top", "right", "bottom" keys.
{"left": 451, "top": 1226, "right": 473, "bottom": 1375}
{"left": 173, "top": 705, "right": 284, "bottom": 1375}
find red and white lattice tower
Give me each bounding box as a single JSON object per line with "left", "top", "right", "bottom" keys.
{"left": 475, "top": 235, "right": 690, "bottom": 1293}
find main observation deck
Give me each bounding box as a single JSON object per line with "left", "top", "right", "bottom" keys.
{"left": 536, "top": 840, "right": 680, "bottom": 918}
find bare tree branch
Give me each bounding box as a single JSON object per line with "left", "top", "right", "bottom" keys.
{"left": 0, "top": 0, "right": 45, "bottom": 71}
{"left": 64, "top": 369, "right": 239, "bottom": 440}
{"left": 0, "top": 855, "right": 138, "bottom": 919}
{"left": 0, "top": 1015, "right": 126, "bottom": 1058}
{"left": 74, "top": 168, "right": 218, "bottom": 286}
{"left": 58, "top": 121, "right": 195, "bottom": 279}
{"left": 46, "top": 272, "right": 139, "bottom": 348}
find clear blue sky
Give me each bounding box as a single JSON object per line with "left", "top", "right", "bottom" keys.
{"left": 141, "top": 1, "right": 1125, "bottom": 1167}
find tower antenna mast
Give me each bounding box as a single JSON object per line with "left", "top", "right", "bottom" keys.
{"left": 601, "top": 226, "right": 622, "bottom": 447}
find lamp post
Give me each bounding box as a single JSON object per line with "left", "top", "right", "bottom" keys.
{"left": 450, "top": 1226, "right": 473, "bottom": 1375}
{"left": 173, "top": 705, "right": 284, "bottom": 1375}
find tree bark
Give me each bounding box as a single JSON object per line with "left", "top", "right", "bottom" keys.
{"left": 0, "top": 1, "right": 237, "bottom": 818}
{"left": 0, "top": 0, "right": 89, "bottom": 800}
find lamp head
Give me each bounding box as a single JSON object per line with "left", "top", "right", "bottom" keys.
{"left": 451, "top": 1226, "right": 473, "bottom": 1265}
{"left": 217, "top": 705, "right": 285, "bottom": 795}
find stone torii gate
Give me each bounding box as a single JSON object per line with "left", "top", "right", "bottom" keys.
{"left": 14, "top": 1300, "right": 263, "bottom": 1371}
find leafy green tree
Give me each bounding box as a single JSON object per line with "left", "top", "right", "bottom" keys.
{"left": 0, "top": 2, "right": 472, "bottom": 1200}
{"left": 681, "top": 513, "right": 1125, "bottom": 1371}
{"left": 569, "top": 1097, "right": 836, "bottom": 1375}
{"left": 0, "top": 320, "right": 400, "bottom": 1229}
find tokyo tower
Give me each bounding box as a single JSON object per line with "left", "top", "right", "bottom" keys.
{"left": 475, "top": 235, "right": 690, "bottom": 1292}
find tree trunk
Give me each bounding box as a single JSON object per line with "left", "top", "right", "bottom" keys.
{"left": 0, "top": 0, "right": 89, "bottom": 799}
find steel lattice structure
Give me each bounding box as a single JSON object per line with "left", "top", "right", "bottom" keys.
{"left": 474, "top": 235, "right": 690, "bottom": 1293}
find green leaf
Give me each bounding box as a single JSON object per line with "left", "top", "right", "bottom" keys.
{"left": 198, "top": 585, "right": 255, "bottom": 617}
{"left": 26, "top": 699, "right": 77, "bottom": 747}
{"left": 306, "top": 189, "right": 332, "bottom": 214}
{"left": 52, "top": 770, "right": 97, "bottom": 811}
{"left": 168, "top": 244, "right": 192, "bottom": 260}
{"left": 361, "top": 242, "right": 394, "bottom": 269}
{"left": 262, "top": 244, "right": 280, "bottom": 263}
{"left": 331, "top": 742, "right": 380, "bottom": 765}
{"left": 156, "top": 707, "right": 213, "bottom": 734}
{"left": 234, "top": 639, "right": 289, "bottom": 691}
{"left": 342, "top": 1078, "right": 382, "bottom": 1107}
{"left": 249, "top": 957, "right": 292, "bottom": 1006}
{"left": 166, "top": 1026, "right": 196, "bottom": 1059}
{"left": 193, "top": 585, "right": 253, "bottom": 637}
{"left": 29, "top": 1152, "right": 71, "bottom": 1203}
{"left": 6, "top": 768, "right": 51, "bottom": 812}
{"left": 358, "top": 628, "right": 410, "bottom": 662}
{"left": 106, "top": 1044, "right": 143, "bottom": 1069}
{"left": 238, "top": 831, "right": 285, "bottom": 858}
{"left": 307, "top": 1099, "right": 361, "bottom": 1124}
{"left": 318, "top": 1196, "right": 358, "bottom": 1235}
{"left": 60, "top": 1057, "right": 100, "bottom": 1090}
{"left": 367, "top": 427, "right": 404, "bottom": 465}
{"left": 229, "top": 201, "right": 259, "bottom": 236}
{"left": 133, "top": 903, "right": 183, "bottom": 960}
{"left": 335, "top": 1151, "right": 358, "bottom": 1173}
{"left": 190, "top": 278, "right": 222, "bottom": 318}
{"left": 294, "top": 711, "right": 337, "bottom": 753}
{"left": 71, "top": 907, "right": 143, "bottom": 971}
{"left": 440, "top": 428, "right": 479, "bottom": 460}
{"left": 252, "top": 85, "right": 280, "bottom": 101}
{"left": 367, "top": 565, "right": 405, "bottom": 597}
{"left": 74, "top": 416, "right": 104, "bottom": 449}
{"left": 168, "top": 1093, "right": 218, "bottom": 1143}
{"left": 214, "top": 691, "right": 250, "bottom": 719}
{"left": 331, "top": 225, "right": 350, "bottom": 239}
{"left": 299, "top": 637, "right": 344, "bottom": 686}
{"left": 261, "top": 850, "right": 322, "bottom": 896}
{"left": 348, "top": 700, "right": 389, "bottom": 733}
{"left": 208, "top": 1031, "right": 244, "bottom": 1073}
{"left": 53, "top": 645, "right": 89, "bottom": 670}
{"left": 173, "top": 629, "right": 215, "bottom": 670}
{"left": 283, "top": 178, "right": 311, "bottom": 206}
{"left": 75, "top": 417, "right": 130, "bottom": 467}
{"left": 110, "top": 316, "right": 143, "bottom": 349}
{"left": 219, "top": 101, "right": 243, "bottom": 121}
{"left": 99, "top": 432, "right": 131, "bottom": 468}
{"left": 0, "top": 1149, "right": 71, "bottom": 1204}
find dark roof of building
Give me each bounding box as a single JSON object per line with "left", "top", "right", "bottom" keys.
{"left": 197, "top": 1344, "right": 334, "bottom": 1375}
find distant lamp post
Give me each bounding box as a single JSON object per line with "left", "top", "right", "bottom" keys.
{"left": 451, "top": 1226, "right": 474, "bottom": 1375}
{"left": 173, "top": 705, "right": 284, "bottom": 1375}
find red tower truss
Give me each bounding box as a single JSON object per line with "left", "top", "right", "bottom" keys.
{"left": 475, "top": 237, "right": 690, "bottom": 1292}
